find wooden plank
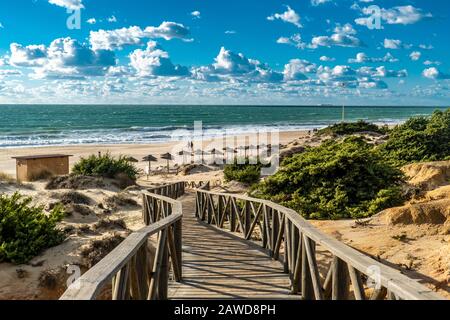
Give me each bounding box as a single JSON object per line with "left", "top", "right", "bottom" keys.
{"left": 148, "top": 229, "right": 168, "bottom": 300}
{"left": 302, "top": 235, "right": 323, "bottom": 300}
{"left": 348, "top": 265, "right": 365, "bottom": 300}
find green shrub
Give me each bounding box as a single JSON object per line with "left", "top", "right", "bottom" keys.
{"left": 318, "top": 120, "right": 388, "bottom": 136}
{"left": 379, "top": 109, "right": 450, "bottom": 166}
{"left": 0, "top": 193, "right": 65, "bottom": 264}
{"left": 253, "top": 137, "right": 405, "bottom": 220}
{"left": 224, "top": 158, "right": 265, "bottom": 185}
{"left": 72, "top": 153, "right": 140, "bottom": 181}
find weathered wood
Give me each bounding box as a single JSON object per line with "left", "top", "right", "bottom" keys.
{"left": 370, "top": 286, "right": 388, "bottom": 300}
{"left": 292, "top": 232, "right": 302, "bottom": 294}
{"left": 273, "top": 213, "right": 285, "bottom": 260}
{"left": 303, "top": 235, "right": 323, "bottom": 300}
{"left": 167, "top": 226, "right": 181, "bottom": 282}
{"left": 323, "top": 263, "right": 333, "bottom": 299}
{"left": 148, "top": 229, "right": 168, "bottom": 300}
{"left": 63, "top": 183, "right": 445, "bottom": 301}
{"left": 301, "top": 235, "right": 314, "bottom": 300}
{"left": 332, "top": 256, "right": 350, "bottom": 300}
{"left": 112, "top": 263, "right": 129, "bottom": 300}
{"left": 348, "top": 265, "right": 365, "bottom": 300}
{"left": 158, "top": 232, "right": 169, "bottom": 300}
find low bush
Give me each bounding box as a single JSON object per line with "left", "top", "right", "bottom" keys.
{"left": 318, "top": 120, "right": 388, "bottom": 136}
{"left": 253, "top": 137, "right": 405, "bottom": 220}
{"left": 224, "top": 158, "right": 265, "bottom": 185}
{"left": 72, "top": 153, "right": 140, "bottom": 181}
{"left": 0, "top": 193, "right": 65, "bottom": 264}
{"left": 379, "top": 109, "right": 450, "bottom": 166}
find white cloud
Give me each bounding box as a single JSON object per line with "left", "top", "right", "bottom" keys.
{"left": 195, "top": 47, "right": 283, "bottom": 83}
{"left": 129, "top": 41, "right": 189, "bottom": 77}
{"left": 48, "top": 0, "right": 84, "bottom": 10}
{"left": 334, "top": 23, "right": 357, "bottom": 35}
{"left": 9, "top": 43, "right": 47, "bottom": 67}
{"left": 383, "top": 39, "right": 402, "bottom": 49}
{"left": 87, "top": 18, "right": 96, "bottom": 25}
{"left": 310, "top": 33, "right": 363, "bottom": 48}
{"left": 309, "top": 23, "right": 363, "bottom": 48}
{"left": 144, "top": 21, "right": 192, "bottom": 41}
{"left": 225, "top": 30, "right": 236, "bottom": 35}
{"left": 283, "top": 59, "right": 316, "bottom": 81}
{"left": 108, "top": 15, "right": 117, "bottom": 23}
{"left": 89, "top": 21, "right": 192, "bottom": 50}
{"left": 423, "top": 60, "right": 441, "bottom": 66}
{"left": 348, "top": 52, "right": 398, "bottom": 63}
{"left": 311, "top": 0, "right": 333, "bottom": 6}
{"left": 267, "top": 6, "right": 302, "bottom": 28}
{"left": 320, "top": 56, "right": 335, "bottom": 62}
{"left": 276, "top": 34, "right": 306, "bottom": 49}
{"left": 10, "top": 38, "right": 116, "bottom": 79}
{"left": 191, "top": 11, "right": 201, "bottom": 19}
{"left": 419, "top": 44, "right": 434, "bottom": 50}
{"left": 355, "top": 5, "right": 432, "bottom": 27}
{"left": 422, "top": 67, "right": 450, "bottom": 80}
{"left": 409, "top": 51, "right": 421, "bottom": 61}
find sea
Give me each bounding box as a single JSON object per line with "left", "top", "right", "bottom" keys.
{"left": 0, "top": 105, "right": 447, "bottom": 148}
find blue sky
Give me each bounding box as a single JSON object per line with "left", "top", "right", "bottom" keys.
{"left": 0, "top": 0, "right": 448, "bottom": 105}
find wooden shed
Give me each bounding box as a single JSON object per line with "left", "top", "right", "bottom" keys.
{"left": 12, "top": 154, "right": 72, "bottom": 182}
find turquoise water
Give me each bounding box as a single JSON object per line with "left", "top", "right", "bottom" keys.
{"left": 0, "top": 105, "right": 447, "bottom": 147}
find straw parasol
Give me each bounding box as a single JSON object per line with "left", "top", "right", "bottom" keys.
{"left": 178, "top": 150, "right": 192, "bottom": 165}
{"left": 142, "top": 155, "right": 157, "bottom": 179}
{"left": 208, "top": 148, "right": 224, "bottom": 165}
{"left": 125, "top": 156, "right": 139, "bottom": 163}
{"left": 160, "top": 153, "right": 174, "bottom": 173}
{"left": 194, "top": 149, "right": 209, "bottom": 164}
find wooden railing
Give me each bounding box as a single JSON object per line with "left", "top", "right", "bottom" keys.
{"left": 185, "top": 179, "right": 221, "bottom": 189}
{"left": 195, "top": 189, "right": 444, "bottom": 300}
{"left": 60, "top": 182, "right": 185, "bottom": 300}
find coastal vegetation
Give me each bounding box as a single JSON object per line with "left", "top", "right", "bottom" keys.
{"left": 0, "top": 193, "right": 65, "bottom": 264}
{"left": 72, "top": 153, "right": 140, "bottom": 181}
{"left": 253, "top": 137, "right": 405, "bottom": 219}
{"left": 379, "top": 109, "right": 450, "bottom": 166}
{"left": 317, "top": 120, "right": 388, "bottom": 136}
{"left": 223, "top": 158, "right": 265, "bottom": 185}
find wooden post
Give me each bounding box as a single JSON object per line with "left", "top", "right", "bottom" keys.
{"left": 332, "top": 256, "right": 350, "bottom": 300}
{"left": 301, "top": 236, "right": 314, "bottom": 300}
{"left": 271, "top": 210, "right": 279, "bottom": 259}
{"left": 174, "top": 218, "right": 183, "bottom": 280}
{"left": 244, "top": 201, "right": 251, "bottom": 237}
{"left": 230, "top": 198, "right": 236, "bottom": 232}
{"left": 158, "top": 235, "right": 169, "bottom": 300}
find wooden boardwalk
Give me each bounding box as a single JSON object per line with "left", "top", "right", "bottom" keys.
{"left": 169, "top": 192, "right": 296, "bottom": 299}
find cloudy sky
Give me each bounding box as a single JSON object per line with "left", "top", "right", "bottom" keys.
{"left": 0, "top": 0, "right": 448, "bottom": 105}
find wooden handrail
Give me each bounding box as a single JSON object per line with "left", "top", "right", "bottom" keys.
{"left": 60, "top": 182, "right": 185, "bottom": 300}
{"left": 194, "top": 189, "right": 445, "bottom": 301}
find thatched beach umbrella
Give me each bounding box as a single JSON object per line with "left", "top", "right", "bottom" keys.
{"left": 237, "top": 145, "right": 250, "bottom": 158}
{"left": 223, "top": 147, "right": 237, "bottom": 163}
{"left": 125, "top": 156, "right": 139, "bottom": 163}
{"left": 209, "top": 148, "right": 224, "bottom": 164}
{"left": 161, "top": 153, "right": 174, "bottom": 173}
{"left": 178, "top": 150, "right": 192, "bottom": 165}
{"left": 143, "top": 155, "right": 157, "bottom": 179}
{"left": 194, "top": 149, "right": 209, "bottom": 164}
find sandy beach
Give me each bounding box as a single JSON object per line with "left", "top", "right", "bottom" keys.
{"left": 0, "top": 130, "right": 307, "bottom": 176}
